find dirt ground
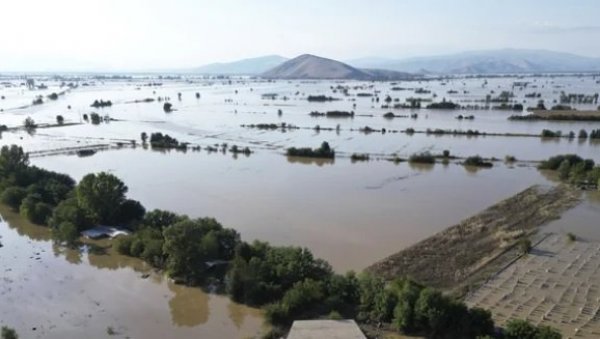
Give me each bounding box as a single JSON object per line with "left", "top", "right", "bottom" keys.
{"left": 466, "top": 233, "right": 600, "bottom": 338}
{"left": 366, "top": 185, "right": 581, "bottom": 293}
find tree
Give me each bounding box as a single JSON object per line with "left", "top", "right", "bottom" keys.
{"left": 0, "top": 145, "right": 29, "bottom": 179}
{"left": 265, "top": 279, "right": 324, "bottom": 325}
{"left": 467, "top": 307, "right": 494, "bottom": 338}
{"left": 1, "top": 186, "right": 27, "bottom": 209}
{"left": 392, "top": 279, "right": 422, "bottom": 332}
{"left": 414, "top": 288, "right": 446, "bottom": 332}
{"left": 23, "top": 117, "right": 36, "bottom": 130}
{"left": 163, "top": 218, "right": 240, "bottom": 283}
{"left": 76, "top": 172, "right": 128, "bottom": 224}
{"left": 49, "top": 197, "right": 92, "bottom": 231}
{"left": 227, "top": 241, "right": 332, "bottom": 306}
{"left": 19, "top": 194, "right": 52, "bottom": 224}
{"left": 142, "top": 209, "right": 186, "bottom": 230}
{"left": 114, "top": 199, "right": 146, "bottom": 225}
{"left": 1, "top": 326, "right": 18, "bottom": 339}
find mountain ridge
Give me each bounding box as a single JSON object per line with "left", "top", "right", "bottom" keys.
{"left": 347, "top": 49, "right": 600, "bottom": 74}
{"left": 261, "top": 54, "right": 414, "bottom": 80}
{"left": 189, "top": 55, "right": 288, "bottom": 75}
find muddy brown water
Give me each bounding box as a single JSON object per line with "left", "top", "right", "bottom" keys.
{"left": 0, "top": 205, "right": 264, "bottom": 339}
{"left": 2, "top": 76, "right": 600, "bottom": 337}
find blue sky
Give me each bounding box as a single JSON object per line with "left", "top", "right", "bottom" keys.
{"left": 2, "top": 0, "right": 600, "bottom": 71}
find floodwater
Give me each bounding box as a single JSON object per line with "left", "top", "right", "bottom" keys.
{"left": 2, "top": 74, "right": 600, "bottom": 337}
{"left": 0, "top": 205, "right": 264, "bottom": 339}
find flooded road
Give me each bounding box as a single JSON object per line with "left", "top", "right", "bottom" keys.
{"left": 0, "top": 206, "right": 264, "bottom": 339}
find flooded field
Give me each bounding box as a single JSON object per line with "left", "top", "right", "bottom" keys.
{"left": 2, "top": 74, "right": 600, "bottom": 337}
{"left": 0, "top": 205, "right": 264, "bottom": 339}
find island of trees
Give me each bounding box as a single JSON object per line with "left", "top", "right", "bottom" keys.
{"left": 287, "top": 141, "right": 335, "bottom": 159}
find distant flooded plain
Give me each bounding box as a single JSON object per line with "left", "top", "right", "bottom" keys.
{"left": 2, "top": 74, "right": 600, "bottom": 337}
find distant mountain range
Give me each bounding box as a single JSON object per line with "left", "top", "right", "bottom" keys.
{"left": 188, "top": 49, "right": 600, "bottom": 77}
{"left": 189, "top": 55, "right": 288, "bottom": 75}
{"left": 261, "top": 54, "right": 414, "bottom": 80}
{"left": 347, "top": 49, "right": 600, "bottom": 74}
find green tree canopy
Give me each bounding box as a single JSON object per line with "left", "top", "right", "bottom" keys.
{"left": 75, "top": 172, "right": 128, "bottom": 224}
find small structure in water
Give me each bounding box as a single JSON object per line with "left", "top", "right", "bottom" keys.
{"left": 81, "top": 226, "right": 130, "bottom": 239}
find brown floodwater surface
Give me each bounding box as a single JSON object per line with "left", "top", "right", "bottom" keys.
{"left": 32, "top": 149, "right": 552, "bottom": 271}
{"left": 0, "top": 206, "right": 264, "bottom": 339}
{"left": 3, "top": 75, "right": 600, "bottom": 337}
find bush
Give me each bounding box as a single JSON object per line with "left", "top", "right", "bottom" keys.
{"left": 1, "top": 186, "right": 27, "bottom": 209}
{"left": 1, "top": 326, "right": 18, "bottom": 339}
{"left": 115, "top": 235, "right": 134, "bottom": 255}
{"left": 287, "top": 142, "right": 335, "bottom": 159}
{"left": 541, "top": 129, "right": 561, "bottom": 138}
{"left": 464, "top": 156, "right": 493, "bottom": 168}
{"left": 518, "top": 238, "right": 532, "bottom": 254}
{"left": 19, "top": 195, "right": 52, "bottom": 224}
{"left": 130, "top": 238, "right": 145, "bottom": 257}
{"left": 351, "top": 153, "right": 369, "bottom": 162}
{"left": 504, "top": 319, "right": 561, "bottom": 339}
{"left": 23, "top": 117, "right": 36, "bottom": 130}
{"left": 227, "top": 241, "right": 332, "bottom": 306}
{"left": 90, "top": 113, "right": 102, "bottom": 124}
{"left": 538, "top": 154, "right": 588, "bottom": 170}
{"left": 409, "top": 152, "right": 435, "bottom": 164}
{"left": 265, "top": 279, "right": 324, "bottom": 326}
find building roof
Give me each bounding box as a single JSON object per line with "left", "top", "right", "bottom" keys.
{"left": 287, "top": 320, "right": 366, "bottom": 339}
{"left": 81, "top": 226, "right": 130, "bottom": 239}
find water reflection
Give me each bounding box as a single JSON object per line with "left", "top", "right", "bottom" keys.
{"left": 286, "top": 155, "right": 334, "bottom": 166}
{"left": 168, "top": 281, "right": 210, "bottom": 327}
{"left": 408, "top": 162, "right": 435, "bottom": 172}
{"left": 52, "top": 243, "right": 82, "bottom": 265}
{"left": 0, "top": 205, "right": 52, "bottom": 241}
